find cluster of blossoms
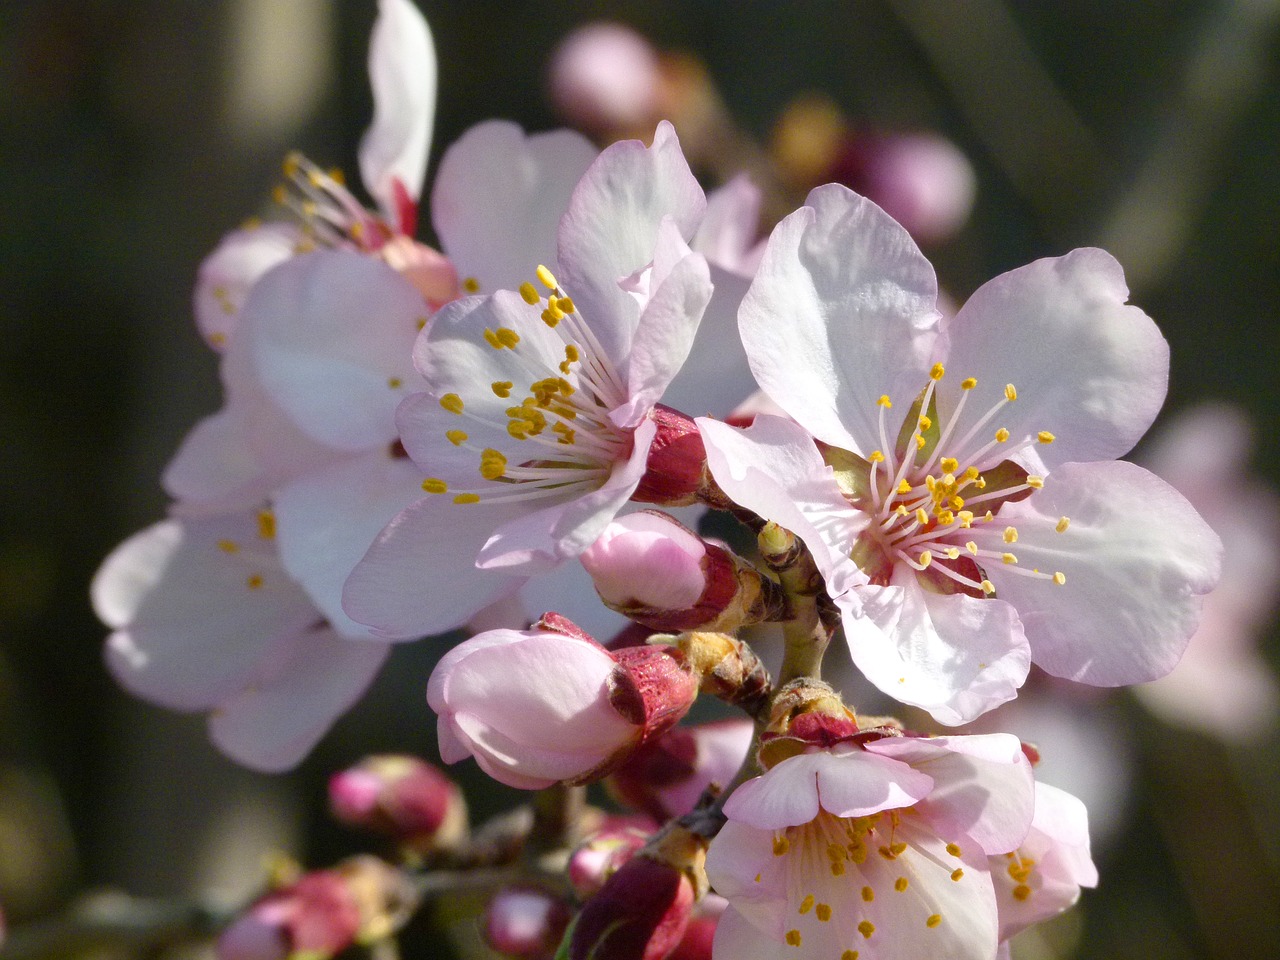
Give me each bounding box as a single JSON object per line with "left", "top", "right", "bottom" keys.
{"left": 91, "top": 2, "right": 1236, "bottom": 959}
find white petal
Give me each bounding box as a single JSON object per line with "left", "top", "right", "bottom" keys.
{"left": 659, "top": 264, "right": 754, "bottom": 418}
{"left": 840, "top": 571, "right": 1031, "bottom": 726}
{"left": 193, "top": 222, "right": 300, "bottom": 351}
{"left": 936, "top": 249, "right": 1168, "bottom": 470}
{"left": 358, "top": 0, "right": 436, "bottom": 226}
{"left": 432, "top": 121, "right": 596, "bottom": 291}
{"left": 209, "top": 625, "right": 389, "bottom": 772}
{"left": 988, "top": 460, "right": 1221, "bottom": 685}
{"left": 245, "top": 251, "right": 427, "bottom": 452}
{"left": 738, "top": 183, "right": 940, "bottom": 455}
{"left": 694, "top": 174, "right": 763, "bottom": 275}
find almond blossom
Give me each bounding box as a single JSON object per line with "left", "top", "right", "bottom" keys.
{"left": 705, "top": 727, "right": 1035, "bottom": 960}
{"left": 699, "top": 183, "right": 1222, "bottom": 724}
{"left": 343, "top": 122, "right": 714, "bottom": 638}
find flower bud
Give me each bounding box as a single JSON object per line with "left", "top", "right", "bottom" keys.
{"left": 428, "top": 617, "right": 697, "bottom": 789}
{"left": 569, "top": 824, "right": 706, "bottom": 960}
{"left": 582, "top": 512, "right": 785, "bottom": 633}
{"left": 548, "top": 22, "right": 661, "bottom": 135}
{"left": 632, "top": 405, "right": 707, "bottom": 507}
{"left": 483, "top": 886, "right": 572, "bottom": 959}
{"left": 328, "top": 755, "right": 467, "bottom": 852}
{"left": 608, "top": 719, "right": 754, "bottom": 821}
{"left": 666, "top": 894, "right": 726, "bottom": 960}
{"left": 568, "top": 825, "right": 651, "bottom": 900}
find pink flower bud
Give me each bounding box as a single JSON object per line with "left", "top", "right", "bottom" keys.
{"left": 483, "top": 887, "right": 572, "bottom": 959}
{"left": 632, "top": 405, "right": 707, "bottom": 507}
{"left": 217, "top": 871, "right": 360, "bottom": 960}
{"left": 609, "top": 719, "right": 755, "bottom": 821}
{"left": 428, "top": 617, "right": 697, "bottom": 789}
{"left": 548, "top": 23, "right": 661, "bottom": 134}
{"left": 568, "top": 825, "right": 651, "bottom": 900}
{"left": 328, "top": 755, "right": 466, "bottom": 851}
{"left": 569, "top": 852, "right": 696, "bottom": 960}
{"left": 666, "top": 894, "right": 726, "bottom": 960}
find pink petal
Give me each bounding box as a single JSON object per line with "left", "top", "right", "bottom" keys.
{"left": 194, "top": 222, "right": 300, "bottom": 351}
{"left": 989, "top": 460, "right": 1221, "bottom": 685}
{"left": 660, "top": 264, "right": 754, "bottom": 419}
{"left": 358, "top": 0, "right": 436, "bottom": 225}
{"left": 936, "top": 249, "right": 1168, "bottom": 472}
{"left": 737, "top": 183, "right": 940, "bottom": 457}
{"left": 694, "top": 174, "right": 764, "bottom": 275}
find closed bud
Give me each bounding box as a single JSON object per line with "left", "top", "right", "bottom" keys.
{"left": 548, "top": 22, "right": 661, "bottom": 135}
{"left": 581, "top": 512, "right": 784, "bottom": 633}
{"left": 568, "top": 825, "right": 651, "bottom": 900}
{"left": 632, "top": 405, "right": 707, "bottom": 507}
{"left": 328, "top": 755, "right": 467, "bottom": 852}
{"left": 483, "top": 886, "right": 572, "bottom": 959}
{"left": 569, "top": 824, "right": 706, "bottom": 960}
{"left": 666, "top": 894, "right": 727, "bottom": 960}
{"left": 608, "top": 719, "right": 755, "bottom": 821}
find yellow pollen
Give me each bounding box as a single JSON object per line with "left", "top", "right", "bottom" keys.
{"left": 1005, "top": 383, "right": 1018, "bottom": 401}
{"left": 544, "top": 299, "right": 566, "bottom": 322}
{"left": 217, "top": 539, "right": 238, "bottom": 553}
{"left": 816, "top": 903, "right": 832, "bottom": 922}
{"left": 1003, "top": 526, "right": 1018, "bottom": 544}
{"left": 926, "top": 914, "right": 943, "bottom": 928}
{"left": 842, "top": 952, "right": 859, "bottom": 960}
{"left": 1002, "top": 552, "right": 1018, "bottom": 565}
{"left": 536, "top": 264, "right": 558, "bottom": 289}
{"left": 894, "top": 877, "right": 908, "bottom": 892}
{"left": 961, "top": 377, "right": 977, "bottom": 390}
{"left": 453, "top": 493, "right": 480, "bottom": 504}
{"left": 1038, "top": 431, "right": 1055, "bottom": 444}
{"left": 209, "top": 332, "right": 228, "bottom": 347}
{"left": 861, "top": 886, "right": 874, "bottom": 902}
{"left": 966, "top": 541, "right": 978, "bottom": 554}
{"left": 246, "top": 574, "right": 263, "bottom": 590}
{"left": 387, "top": 377, "right": 403, "bottom": 389}
{"left": 463, "top": 277, "right": 480, "bottom": 293}
{"left": 930, "top": 363, "right": 945, "bottom": 380}
{"left": 1013, "top": 885, "right": 1032, "bottom": 901}
{"left": 918, "top": 415, "right": 932, "bottom": 430}
{"left": 519, "top": 282, "right": 540, "bottom": 304}
{"left": 858, "top": 920, "right": 875, "bottom": 939}
{"left": 877, "top": 395, "right": 893, "bottom": 408}
{"left": 558, "top": 296, "right": 575, "bottom": 313}
{"left": 421, "top": 478, "right": 448, "bottom": 494}
{"left": 869, "top": 450, "right": 885, "bottom": 463}
{"left": 830, "top": 859, "right": 846, "bottom": 877}
{"left": 949, "top": 495, "right": 965, "bottom": 509}
{"left": 773, "top": 835, "right": 790, "bottom": 856}
{"left": 1053, "top": 571, "right": 1067, "bottom": 585}
{"left": 257, "top": 510, "right": 276, "bottom": 540}
{"left": 951, "top": 868, "right": 964, "bottom": 881}
{"left": 958, "top": 510, "right": 975, "bottom": 526}
{"left": 785, "top": 928, "right": 802, "bottom": 947}
{"left": 1056, "top": 516, "right": 1070, "bottom": 533}
{"left": 945, "top": 547, "right": 960, "bottom": 560}
{"left": 915, "top": 434, "right": 926, "bottom": 450}
{"left": 915, "top": 508, "right": 930, "bottom": 526}
{"left": 963, "top": 466, "right": 981, "bottom": 481}
{"left": 541, "top": 308, "right": 561, "bottom": 328}
{"left": 446, "top": 429, "right": 467, "bottom": 446}
{"left": 492, "top": 381, "right": 513, "bottom": 398}
{"left": 895, "top": 505, "right": 908, "bottom": 517}
{"left": 896, "top": 479, "right": 912, "bottom": 495}
{"left": 995, "top": 427, "right": 1010, "bottom": 443}
{"left": 564, "top": 344, "right": 580, "bottom": 362}
{"left": 496, "top": 328, "right": 520, "bottom": 348}
{"left": 798, "top": 895, "right": 814, "bottom": 914}
{"left": 479, "top": 449, "right": 507, "bottom": 480}
{"left": 416, "top": 317, "right": 427, "bottom": 331}
{"left": 940, "top": 457, "right": 959, "bottom": 473}
{"left": 507, "top": 421, "right": 529, "bottom": 440}
{"left": 918, "top": 550, "right": 932, "bottom": 567}
{"left": 946, "top": 843, "right": 962, "bottom": 857}
{"left": 890, "top": 841, "right": 907, "bottom": 856}
{"left": 440, "top": 393, "right": 464, "bottom": 414}
{"left": 981, "top": 579, "right": 995, "bottom": 594}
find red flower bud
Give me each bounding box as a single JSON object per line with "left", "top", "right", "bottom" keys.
{"left": 569, "top": 853, "right": 696, "bottom": 960}
{"left": 328, "top": 755, "right": 467, "bottom": 851}
{"left": 483, "top": 886, "right": 572, "bottom": 959}
{"left": 632, "top": 405, "right": 707, "bottom": 507}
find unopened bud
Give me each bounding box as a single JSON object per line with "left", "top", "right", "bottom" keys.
{"left": 569, "top": 825, "right": 706, "bottom": 960}
{"left": 568, "top": 825, "right": 651, "bottom": 900}
{"left": 633, "top": 405, "right": 707, "bottom": 507}
{"left": 548, "top": 22, "right": 661, "bottom": 135}
{"left": 608, "top": 719, "right": 755, "bottom": 821}
{"left": 666, "top": 894, "right": 726, "bottom": 960}
{"left": 582, "top": 512, "right": 784, "bottom": 633}
{"left": 483, "top": 886, "right": 572, "bottom": 959}
{"left": 329, "top": 755, "right": 467, "bottom": 852}
{"left": 670, "top": 631, "right": 772, "bottom": 717}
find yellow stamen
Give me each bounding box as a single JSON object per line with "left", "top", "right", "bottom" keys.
{"left": 815, "top": 903, "right": 832, "bottom": 922}
{"left": 1005, "top": 383, "right": 1018, "bottom": 401}
{"left": 877, "top": 395, "right": 893, "bottom": 408}
{"left": 1013, "top": 885, "right": 1032, "bottom": 901}
{"left": 558, "top": 296, "right": 575, "bottom": 313}
{"left": 492, "top": 381, "right": 513, "bottom": 398}
{"left": 918, "top": 550, "right": 932, "bottom": 568}
{"left": 463, "top": 277, "right": 480, "bottom": 293}
{"left": 918, "top": 415, "right": 932, "bottom": 430}
{"left": 246, "top": 574, "right": 263, "bottom": 590}
{"left": 519, "top": 282, "right": 540, "bottom": 305}
{"left": 894, "top": 877, "right": 908, "bottom": 892}
{"left": 1002, "top": 552, "right": 1018, "bottom": 565}
{"left": 981, "top": 580, "right": 995, "bottom": 594}
{"left": 773, "top": 835, "right": 790, "bottom": 856}
{"left": 496, "top": 328, "right": 520, "bottom": 349}
{"left": 951, "top": 868, "right": 964, "bottom": 881}
{"left": 858, "top": 920, "right": 875, "bottom": 939}
{"left": 995, "top": 427, "right": 1010, "bottom": 443}
{"left": 1026, "top": 475, "right": 1044, "bottom": 489}
{"left": 453, "top": 493, "right": 480, "bottom": 504}
{"left": 257, "top": 510, "right": 276, "bottom": 540}
{"left": 961, "top": 377, "right": 977, "bottom": 390}
{"left": 785, "top": 929, "right": 802, "bottom": 947}
{"left": 1053, "top": 572, "right": 1067, "bottom": 585}
{"left": 421, "top": 478, "right": 447, "bottom": 494}
{"left": 946, "top": 843, "right": 962, "bottom": 857}
{"left": 536, "top": 264, "right": 558, "bottom": 289}
{"left": 1003, "top": 526, "right": 1018, "bottom": 544}
{"left": 1056, "top": 516, "right": 1070, "bottom": 533}
{"left": 1038, "top": 431, "right": 1055, "bottom": 444}
{"left": 930, "top": 363, "right": 945, "bottom": 380}
{"left": 217, "top": 539, "right": 238, "bottom": 553}
{"left": 939, "top": 457, "right": 959, "bottom": 473}
{"left": 387, "top": 377, "right": 402, "bottom": 389}
{"left": 798, "top": 894, "right": 814, "bottom": 914}
{"left": 479, "top": 449, "right": 507, "bottom": 480}
{"left": 446, "top": 429, "right": 467, "bottom": 446}
{"left": 915, "top": 508, "right": 930, "bottom": 526}
{"left": 869, "top": 450, "right": 885, "bottom": 463}
{"left": 926, "top": 914, "right": 943, "bottom": 928}
{"left": 440, "top": 394, "right": 464, "bottom": 414}
{"left": 861, "top": 886, "right": 874, "bottom": 902}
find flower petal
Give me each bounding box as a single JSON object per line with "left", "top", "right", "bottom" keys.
{"left": 432, "top": 121, "right": 596, "bottom": 291}
{"left": 358, "top": 0, "right": 436, "bottom": 227}
{"left": 936, "top": 249, "right": 1168, "bottom": 471}
{"left": 737, "top": 183, "right": 940, "bottom": 455}
{"left": 660, "top": 264, "right": 754, "bottom": 418}
{"left": 988, "top": 460, "right": 1221, "bottom": 685}
{"left": 194, "top": 222, "right": 300, "bottom": 351}
{"left": 840, "top": 571, "right": 1031, "bottom": 726}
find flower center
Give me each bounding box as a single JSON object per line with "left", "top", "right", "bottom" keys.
{"left": 273, "top": 152, "right": 393, "bottom": 252}
{"left": 831, "top": 363, "right": 1068, "bottom": 598}
{"left": 421, "top": 266, "right": 633, "bottom": 508}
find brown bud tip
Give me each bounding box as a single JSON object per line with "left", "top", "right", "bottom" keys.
{"left": 632, "top": 405, "right": 706, "bottom": 507}
{"left": 569, "top": 853, "right": 696, "bottom": 960}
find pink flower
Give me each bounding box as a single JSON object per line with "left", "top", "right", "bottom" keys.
{"left": 548, "top": 22, "right": 661, "bottom": 135}
{"left": 1132, "top": 403, "right": 1280, "bottom": 739}
{"left": 428, "top": 615, "right": 698, "bottom": 789}
{"left": 699, "top": 184, "right": 1222, "bottom": 724}
{"left": 705, "top": 731, "right": 1035, "bottom": 960}
{"left": 344, "top": 123, "right": 714, "bottom": 637}
{"left": 328, "top": 754, "right": 466, "bottom": 850}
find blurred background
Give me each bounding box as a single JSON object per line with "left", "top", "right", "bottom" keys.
{"left": 2, "top": 0, "right": 1279, "bottom": 957}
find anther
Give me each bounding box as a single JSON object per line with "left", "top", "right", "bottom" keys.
{"left": 422, "top": 478, "right": 448, "bottom": 494}
{"left": 446, "top": 430, "right": 467, "bottom": 446}
{"left": 961, "top": 377, "right": 977, "bottom": 390}
{"left": 894, "top": 877, "right": 908, "bottom": 892}
{"left": 995, "top": 427, "right": 1010, "bottom": 443}
{"left": 1005, "top": 383, "right": 1018, "bottom": 401}
{"left": 877, "top": 395, "right": 893, "bottom": 409}
{"left": 918, "top": 415, "right": 932, "bottom": 430}
{"left": 246, "top": 574, "right": 264, "bottom": 590}
{"left": 950, "top": 868, "right": 964, "bottom": 881}
{"left": 1056, "top": 516, "right": 1070, "bottom": 533}
{"left": 930, "top": 363, "right": 945, "bottom": 380}
{"left": 816, "top": 904, "right": 832, "bottom": 922}
{"left": 1002, "top": 552, "right": 1018, "bottom": 565}
{"left": 463, "top": 277, "right": 480, "bottom": 293}
{"left": 918, "top": 551, "right": 932, "bottom": 567}
{"left": 453, "top": 493, "right": 480, "bottom": 504}
{"left": 858, "top": 921, "right": 875, "bottom": 939}
{"left": 946, "top": 843, "right": 962, "bottom": 857}
{"left": 896, "top": 479, "right": 912, "bottom": 495}
{"left": 798, "top": 895, "right": 814, "bottom": 914}
{"left": 981, "top": 580, "right": 995, "bottom": 594}
{"left": 861, "top": 886, "right": 874, "bottom": 902}
{"left": 536, "top": 264, "right": 558, "bottom": 289}
{"left": 940, "top": 457, "right": 959, "bottom": 473}
{"left": 1026, "top": 475, "right": 1044, "bottom": 489}
{"left": 926, "top": 914, "right": 943, "bottom": 928}
{"left": 1003, "top": 526, "right": 1018, "bottom": 543}
{"left": 519, "top": 282, "right": 540, "bottom": 305}
{"left": 1053, "top": 572, "right": 1067, "bottom": 585}
{"left": 1038, "top": 431, "right": 1055, "bottom": 444}
{"left": 870, "top": 450, "right": 885, "bottom": 463}
{"left": 491, "top": 381, "right": 513, "bottom": 398}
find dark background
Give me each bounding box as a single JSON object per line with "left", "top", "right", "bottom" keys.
{"left": 2, "top": 1, "right": 1278, "bottom": 957}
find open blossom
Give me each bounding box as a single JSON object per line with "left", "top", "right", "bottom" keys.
{"left": 428, "top": 615, "right": 698, "bottom": 789}
{"left": 700, "top": 183, "right": 1221, "bottom": 724}
{"left": 706, "top": 727, "right": 1035, "bottom": 960}
{"left": 344, "top": 122, "right": 714, "bottom": 637}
